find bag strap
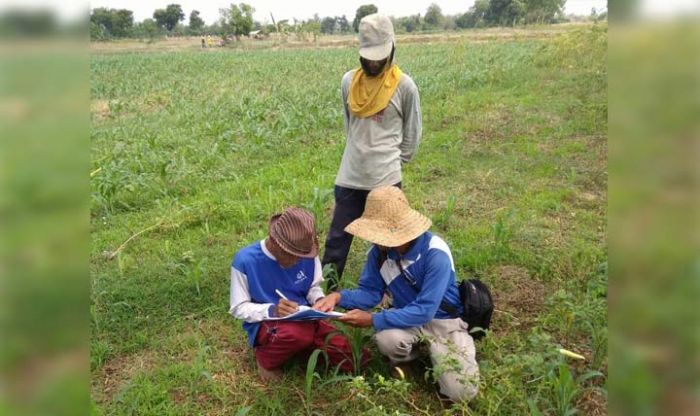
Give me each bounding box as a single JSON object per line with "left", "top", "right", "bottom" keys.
{"left": 395, "top": 258, "right": 460, "bottom": 318}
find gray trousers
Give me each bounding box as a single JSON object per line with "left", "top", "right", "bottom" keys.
{"left": 374, "top": 317, "right": 479, "bottom": 401}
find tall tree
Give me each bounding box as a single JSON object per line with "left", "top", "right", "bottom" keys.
{"left": 456, "top": 0, "right": 489, "bottom": 28}
{"left": 189, "top": 10, "right": 205, "bottom": 33}
{"left": 424, "top": 3, "right": 444, "bottom": 28}
{"left": 153, "top": 4, "right": 184, "bottom": 31}
{"left": 397, "top": 14, "right": 421, "bottom": 33}
{"left": 321, "top": 16, "right": 337, "bottom": 34}
{"left": 111, "top": 9, "right": 134, "bottom": 37}
{"left": 90, "top": 8, "right": 133, "bottom": 38}
{"left": 352, "top": 4, "right": 378, "bottom": 32}
{"left": 524, "top": 0, "right": 566, "bottom": 24}
{"left": 219, "top": 3, "right": 254, "bottom": 38}
{"left": 133, "top": 18, "right": 161, "bottom": 41}
{"left": 91, "top": 8, "right": 114, "bottom": 35}
{"left": 485, "top": 0, "right": 526, "bottom": 26}
{"left": 337, "top": 15, "right": 351, "bottom": 33}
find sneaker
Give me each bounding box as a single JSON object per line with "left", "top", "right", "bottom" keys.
{"left": 257, "top": 361, "right": 283, "bottom": 381}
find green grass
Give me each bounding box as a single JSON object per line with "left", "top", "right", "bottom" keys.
{"left": 91, "top": 24, "right": 607, "bottom": 415}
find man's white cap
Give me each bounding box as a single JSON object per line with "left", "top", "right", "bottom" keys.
{"left": 358, "top": 14, "right": 395, "bottom": 61}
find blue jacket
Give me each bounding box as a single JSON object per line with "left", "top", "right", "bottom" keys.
{"left": 339, "top": 232, "right": 462, "bottom": 331}
{"left": 229, "top": 240, "right": 324, "bottom": 346}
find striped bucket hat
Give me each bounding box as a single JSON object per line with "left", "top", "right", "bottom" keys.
{"left": 345, "top": 186, "right": 432, "bottom": 247}
{"left": 269, "top": 207, "right": 318, "bottom": 258}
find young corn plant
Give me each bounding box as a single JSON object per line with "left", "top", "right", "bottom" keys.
{"left": 529, "top": 360, "right": 605, "bottom": 416}
{"left": 303, "top": 349, "right": 325, "bottom": 416}
{"left": 304, "top": 348, "right": 355, "bottom": 416}
{"left": 189, "top": 342, "right": 212, "bottom": 395}
{"left": 325, "top": 323, "right": 373, "bottom": 376}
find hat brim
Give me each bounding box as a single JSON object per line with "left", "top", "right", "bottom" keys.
{"left": 269, "top": 214, "right": 319, "bottom": 258}
{"left": 344, "top": 210, "right": 431, "bottom": 247}
{"left": 359, "top": 41, "right": 393, "bottom": 61}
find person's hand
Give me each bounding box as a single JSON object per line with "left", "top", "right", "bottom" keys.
{"left": 312, "top": 292, "right": 341, "bottom": 312}
{"left": 274, "top": 299, "right": 299, "bottom": 317}
{"left": 338, "top": 309, "right": 373, "bottom": 327}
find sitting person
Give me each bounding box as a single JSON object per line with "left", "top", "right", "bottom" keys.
{"left": 315, "top": 186, "right": 480, "bottom": 401}
{"left": 229, "top": 207, "right": 367, "bottom": 380}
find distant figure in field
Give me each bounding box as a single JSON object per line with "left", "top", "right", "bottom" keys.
{"left": 229, "top": 208, "right": 368, "bottom": 380}
{"left": 322, "top": 13, "right": 422, "bottom": 291}
{"left": 201, "top": 36, "right": 205, "bottom": 48}
{"left": 207, "top": 35, "right": 213, "bottom": 48}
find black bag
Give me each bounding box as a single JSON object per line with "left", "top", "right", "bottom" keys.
{"left": 392, "top": 256, "right": 494, "bottom": 340}
{"left": 457, "top": 279, "right": 494, "bottom": 340}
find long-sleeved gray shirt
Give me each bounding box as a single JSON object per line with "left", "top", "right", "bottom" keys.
{"left": 335, "top": 69, "right": 422, "bottom": 190}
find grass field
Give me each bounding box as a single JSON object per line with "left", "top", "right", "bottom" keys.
{"left": 90, "top": 24, "right": 607, "bottom": 415}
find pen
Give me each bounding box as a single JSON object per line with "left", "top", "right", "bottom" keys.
{"left": 275, "top": 289, "right": 289, "bottom": 301}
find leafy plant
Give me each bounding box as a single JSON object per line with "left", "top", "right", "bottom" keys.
{"left": 190, "top": 341, "right": 212, "bottom": 394}
{"left": 528, "top": 360, "right": 605, "bottom": 416}
{"left": 303, "top": 349, "right": 325, "bottom": 416}
{"left": 326, "top": 323, "right": 372, "bottom": 376}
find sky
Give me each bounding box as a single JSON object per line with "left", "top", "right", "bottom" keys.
{"left": 2, "top": 1, "right": 699, "bottom": 24}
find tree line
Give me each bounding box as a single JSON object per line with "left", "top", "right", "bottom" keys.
{"left": 90, "top": 1, "right": 606, "bottom": 41}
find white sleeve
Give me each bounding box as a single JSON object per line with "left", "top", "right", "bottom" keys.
{"left": 229, "top": 266, "right": 275, "bottom": 322}
{"left": 305, "top": 257, "right": 325, "bottom": 305}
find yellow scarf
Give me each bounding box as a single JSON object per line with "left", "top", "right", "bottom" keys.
{"left": 348, "top": 64, "right": 403, "bottom": 118}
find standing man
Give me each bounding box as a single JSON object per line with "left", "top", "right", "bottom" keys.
{"left": 229, "top": 207, "right": 366, "bottom": 380}
{"left": 315, "top": 186, "right": 480, "bottom": 402}
{"left": 323, "top": 14, "right": 422, "bottom": 290}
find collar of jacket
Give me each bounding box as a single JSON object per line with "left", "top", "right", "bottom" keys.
{"left": 386, "top": 232, "right": 430, "bottom": 263}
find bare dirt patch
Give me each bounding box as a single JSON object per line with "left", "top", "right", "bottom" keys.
{"left": 577, "top": 386, "right": 607, "bottom": 416}
{"left": 92, "top": 350, "right": 156, "bottom": 405}
{"left": 490, "top": 265, "right": 548, "bottom": 330}
{"left": 91, "top": 99, "right": 110, "bottom": 120}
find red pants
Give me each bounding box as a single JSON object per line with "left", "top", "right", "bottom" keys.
{"left": 255, "top": 320, "right": 368, "bottom": 372}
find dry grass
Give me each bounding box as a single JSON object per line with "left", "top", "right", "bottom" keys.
{"left": 92, "top": 350, "right": 156, "bottom": 404}
{"left": 90, "top": 23, "right": 592, "bottom": 54}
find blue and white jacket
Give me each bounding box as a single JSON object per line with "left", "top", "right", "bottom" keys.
{"left": 339, "top": 232, "right": 462, "bottom": 331}
{"left": 229, "top": 239, "right": 325, "bottom": 346}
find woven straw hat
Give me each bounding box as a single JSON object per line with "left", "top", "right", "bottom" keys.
{"left": 345, "top": 186, "right": 431, "bottom": 247}
{"left": 269, "top": 207, "right": 318, "bottom": 258}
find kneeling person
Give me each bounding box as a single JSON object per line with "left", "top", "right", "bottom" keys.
{"left": 315, "top": 186, "right": 479, "bottom": 401}
{"left": 229, "top": 207, "right": 365, "bottom": 380}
